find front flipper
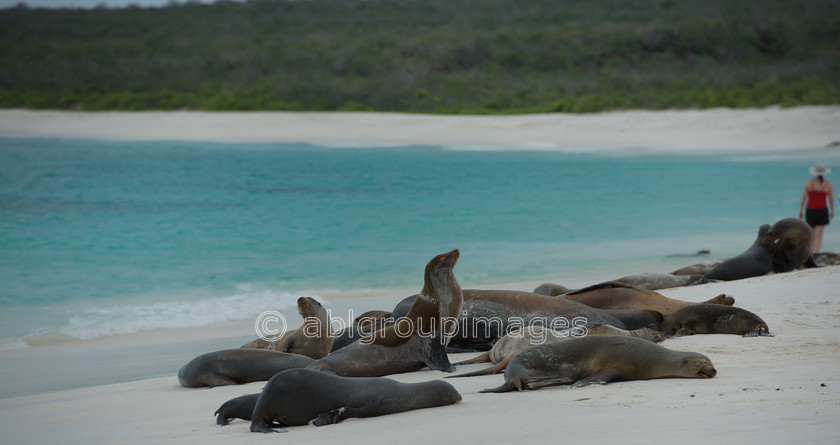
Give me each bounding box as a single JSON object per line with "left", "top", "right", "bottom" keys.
{"left": 521, "top": 375, "right": 574, "bottom": 390}
{"left": 250, "top": 418, "right": 289, "bottom": 433}
{"left": 204, "top": 373, "right": 240, "bottom": 387}
{"left": 571, "top": 371, "right": 624, "bottom": 388}
{"left": 425, "top": 333, "right": 455, "bottom": 373}
{"left": 313, "top": 407, "right": 365, "bottom": 426}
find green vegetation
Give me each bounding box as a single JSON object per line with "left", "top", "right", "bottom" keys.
{"left": 1, "top": 0, "right": 838, "bottom": 113}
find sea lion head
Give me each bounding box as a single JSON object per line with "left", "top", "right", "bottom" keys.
{"left": 681, "top": 354, "right": 717, "bottom": 379}
{"left": 297, "top": 296, "right": 324, "bottom": 317}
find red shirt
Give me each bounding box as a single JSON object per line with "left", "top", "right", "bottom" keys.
{"left": 806, "top": 189, "right": 828, "bottom": 209}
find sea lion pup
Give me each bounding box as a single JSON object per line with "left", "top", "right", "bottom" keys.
{"left": 450, "top": 324, "right": 667, "bottom": 378}
{"left": 177, "top": 349, "right": 314, "bottom": 388}
{"left": 306, "top": 249, "right": 462, "bottom": 377}
{"left": 447, "top": 289, "right": 667, "bottom": 351}
{"left": 240, "top": 296, "right": 333, "bottom": 359}
{"left": 250, "top": 369, "right": 462, "bottom": 433}
{"left": 215, "top": 393, "right": 260, "bottom": 425}
{"left": 481, "top": 335, "right": 716, "bottom": 393}
{"left": 702, "top": 224, "right": 774, "bottom": 282}
{"left": 663, "top": 303, "right": 771, "bottom": 337}
{"left": 532, "top": 282, "right": 573, "bottom": 296}
{"left": 561, "top": 281, "right": 735, "bottom": 313}
{"left": 763, "top": 217, "right": 817, "bottom": 272}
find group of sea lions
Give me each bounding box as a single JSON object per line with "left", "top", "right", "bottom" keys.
{"left": 176, "top": 238, "right": 790, "bottom": 434}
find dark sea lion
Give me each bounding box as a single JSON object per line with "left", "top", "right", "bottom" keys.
{"left": 611, "top": 272, "right": 700, "bottom": 290}
{"left": 481, "top": 335, "right": 716, "bottom": 393}
{"left": 561, "top": 281, "right": 734, "bottom": 313}
{"left": 215, "top": 393, "right": 259, "bottom": 425}
{"left": 177, "top": 349, "right": 314, "bottom": 388}
{"left": 450, "top": 324, "right": 666, "bottom": 378}
{"left": 763, "top": 217, "right": 817, "bottom": 272}
{"left": 449, "top": 289, "right": 665, "bottom": 351}
{"left": 250, "top": 369, "right": 462, "bottom": 432}
{"left": 306, "top": 249, "right": 462, "bottom": 377}
{"left": 532, "top": 283, "right": 573, "bottom": 296}
{"left": 703, "top": 224, "right": 774, "bottom": 281}
{"left": 241, "top": 297, "right": 333, "bottom": 359}
{"left": 663, "top": 303, "right": 771, "bottom": 337}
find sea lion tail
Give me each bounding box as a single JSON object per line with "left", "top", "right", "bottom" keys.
{"left": 452, "top": 351, "right": 491, "bottom": 366}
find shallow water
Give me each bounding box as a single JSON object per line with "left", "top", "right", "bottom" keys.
{"left": 1, "top": 138, "right": 837, "bottom": 352}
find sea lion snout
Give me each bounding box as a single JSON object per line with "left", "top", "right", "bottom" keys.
{"left": 695, "top": 359, "right": 717, "bottom": 378}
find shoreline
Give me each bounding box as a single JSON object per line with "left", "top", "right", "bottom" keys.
{"left": 2, "top": 106, "right": 839, "bottom": 151}
{"left": 1, "top": 266, "right": 838, "bottom": 444}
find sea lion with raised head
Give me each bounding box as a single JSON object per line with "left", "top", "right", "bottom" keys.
{"left": 481, "top": 335, "right": 716, "bottom": 393}
{"left": 177, "top": 349, "right": 314, "bottom": 388}
{"left": 250, "top": 369, "right": 462, "bottom": 432}
{"left": 763, "top": 217, "right": 817, "bottom": 272}
{"left": 561, "top": 281, "right": 734, "bottom": 313}
{"left": 703, "top": 224, "right": 774, "bottom": 281}
{"left": 306, "top": 249, "right": 462, "bottom": 377}
{"left": 663, "top": 303, "right": 771, "bottom": 337}
{"left": 240, "top": 296, "right": 333, "bottom": 359}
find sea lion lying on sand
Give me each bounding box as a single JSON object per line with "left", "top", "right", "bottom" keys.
{"left": 178, "top": 349, "right": 314, "bottom": 388}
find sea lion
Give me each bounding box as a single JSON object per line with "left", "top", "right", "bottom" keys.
{"left": 763, "top": 217, "right": 817, "bottom": 272}
{"left": 561, "top": 281, "right": 735, "bottom": 313}
{"left": 813, "top": 252, "right": 840, "bottom": 266}
{"left": 703, "top": 225, "right": 774, "bottom": 281}
{"left": 671, "top": 259, "right": 726, "bottom": 276}
{"left": 177, "top": 349, "right": 314, "bottom": 388}
{"left": 481, "top": 335, "right": 716, "bottom": 393}
{"left": 532, "top": 283, "right": 573, "bottom": 296}
{"left": 215, "top": 393, "right": 259, "bottom": 425}
{"left": 611, "top": 272, "right": 701, "bottom": 290}
{"left": 450, "top": 324, "right": 666, "bottom": 378}
{"left": 663, "top": 303, "right": 771, "bottom": 337}
{"left": 250, "top": 369, "right": 462, "bottom": 432}
{"left": 241, "top": 297, "right": 333, "bottom": 359}
{"left": 306, "top": 249, "right": 462, "bottom": 377}
{"left": 448, "top": 289, "right": 666, "bottom": 351}
{"left": 353, "top": 310, "right": 392, "bottom": 331}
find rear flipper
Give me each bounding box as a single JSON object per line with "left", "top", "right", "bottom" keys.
{"left": 452, "top": 351, "right": 490, "bottom": 366}
{"left": 447, "top": 356, "right": 512, "bottom": 378}
{"left": 570, "top": 371, "right": 623, "bottom": 388}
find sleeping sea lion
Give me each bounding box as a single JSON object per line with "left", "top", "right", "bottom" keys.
{"left": 177, "top": 349, "right": 314, "bottom": 388}
{"left": 561, "top": 281, "right": 734, "bottom": 313}
{"left": 481, "top": 335, "right": 716, "bottom": 393}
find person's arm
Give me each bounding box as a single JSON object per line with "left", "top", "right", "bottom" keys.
{"left": 829, "top": 181, "right": 835, "bottom": 219}
{"left": 799, "top": 181, "right": 809, "bottom": 219}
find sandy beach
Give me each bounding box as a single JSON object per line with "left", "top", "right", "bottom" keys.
{"left": 1, "top": 107, "right": 839, "bottom": 444}
{"left": 2, "top": 106, "right": 839, "bottom": 150}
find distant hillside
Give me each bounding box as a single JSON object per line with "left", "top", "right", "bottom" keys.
{"left": 1, "top": 0, "right": 838, "bottom": 113}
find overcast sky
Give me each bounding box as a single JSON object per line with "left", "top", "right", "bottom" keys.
{"left": 0, "top": 0, "right": 243, "bottom": 9}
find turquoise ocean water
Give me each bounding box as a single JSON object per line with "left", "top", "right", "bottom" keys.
{"left": 0, "top": 139, "right": 840, "bottom": 397}
{"left": 1, "top": 138, "right": 838, "bottom": 358}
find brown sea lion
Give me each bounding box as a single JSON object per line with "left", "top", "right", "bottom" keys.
{"left": 663, "top": 303, "right": 771, "bottom": 337}
{"left": 353, "top": 310, "right": 392, "bottom": 331}
{"left": 611, "top": 272, "right": 701, "bottom": 290}
{"left": 764, "top": 217, "right": 816, "bottom": 272}
{"left": 241, "top": 297, "right": 333, "bottom": 359}
{"left": 561, "top": 281, "right": 734, "bottom": 313}
{"left": 481, "top": 335, "right": 716, "bottom": 393}
{"left": 177, "top": 349, "right": 314, "bottom": 388}
{"left": 306, "top": 249, "right": 462, "bottom": 377}
{"left": 450, "top": 324, "right": 666, "bottom": 378}
{"left": 250, "top": 369, "right": 462, "bottom": 432}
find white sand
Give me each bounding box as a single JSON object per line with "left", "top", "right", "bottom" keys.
{"left": 2, "top": 106, "right": 839, "bottom": 150}
{"left": 1, "top": 108, "right": 839, "bottom": 444}
{"left": 0, "top": 266, "right": 838, "bottom": 444}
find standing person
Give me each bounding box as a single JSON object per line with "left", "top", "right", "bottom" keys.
{"left": 799, "top": 163, "right": 834, "bottom": 253}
